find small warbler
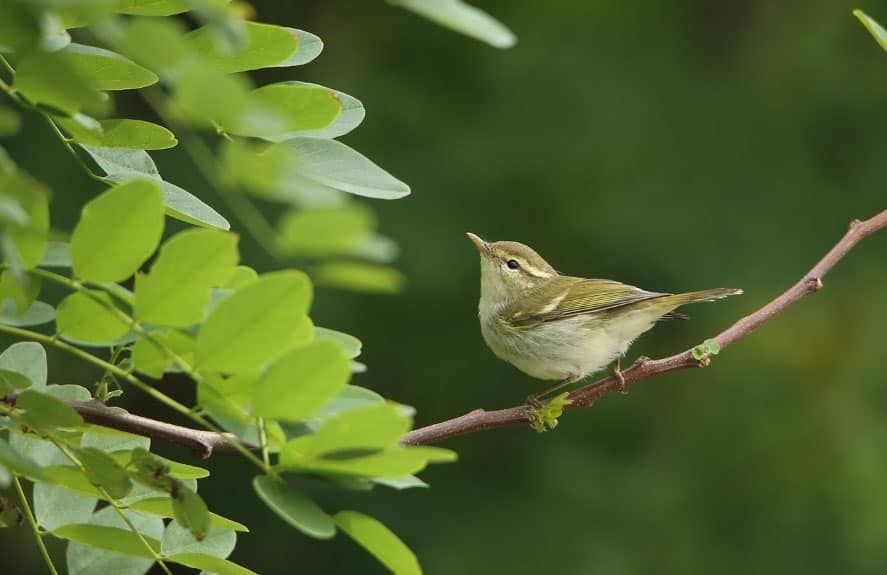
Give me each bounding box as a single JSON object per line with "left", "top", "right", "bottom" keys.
{"left": 467, "top": 233, "right": 741, "bottom": 404}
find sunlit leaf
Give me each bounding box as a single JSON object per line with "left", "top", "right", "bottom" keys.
{"left": 135, "top": 228, "right": 238, "bottom": 327}
{"left": 266, "top": 82, "right": 364, "bottom": 140}
{"left": 65, "top": 506, "right": 162, "bottom": 575}
{"left": 282, "top": 404, "right": 410, "bottom": 460}
{"left": 187, "top": 22, "right": 306, "bottom": 73}
{"left": 313, "top": 262, "right": 406, "bottom": 294}
{"left": 128, "top": 498, "right": 248, "bottom": 532}
{"left": 160, "top": 181, "right": 230, "bottom": 230}
{"left": 277, "top": 206, "right": 374, "bottom": 257}
{"left": 0, "top": 437, "right": 46, "bottom": 480}
{"left": 252, "top": 341, "right": 351, "bottom": 422}
{"left": 56, "top": 291, "right": 130, "bottom": 344}
{"left": 252, "top": 475, "right": 335, "bottom": 539}
{"left": 195, "top": 271, "right": 312, "bottom": 373}
{"left": 76, "top": 447, "right": 133, "bottom": 499}
{"left": 334, "top": 510, "right": 421, "bottom": 575}
{"left": 62, "top": 43, "right": 158, "bottom": 90}
{"left": 854, "top": 9, "right": 887, "bottom": 51}
{"left": 391, "top": 0, "right": 516, "bottom": 48}
{"left": 0, "top": 162, "right": 50, "bottom": 269}
{"left": 224, "top": 83, "right": 342, "bottom": 140}
{"left": 14, "top": 50, "right": 105, "bottom": 115}
{"left": 0, "top": 342, "right": 46, "bottom": 390}
{"left": 71, "top": 178, "right": 165, "bottom": 282}
{"left": 168, "top": 553, "right": 256, "bottom": 575}
{"left": 162, "top": 521, "right": 235, "bottom": 558}
{"left": 34, "top": 482, "right": 97, "bottom": 531}
{"left": 54, "top": 524, "right": 160, "bottom": 558}
{"left": 314, "top": 327, "right": 362, "bottom": 359}
{"left": 57, "top": 117, "right": 178, "bottom": 150}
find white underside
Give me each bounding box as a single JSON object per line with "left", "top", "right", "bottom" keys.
{"left": 480, "top": 305, "right": 667, "bottom": 381}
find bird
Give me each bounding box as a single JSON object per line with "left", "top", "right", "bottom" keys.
{"left": 466, "top": 232, "right": 742, "bottom": 405}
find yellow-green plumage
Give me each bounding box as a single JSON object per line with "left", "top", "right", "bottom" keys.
{"left": 467, "top": 233, "right": 741, "bottom": 384}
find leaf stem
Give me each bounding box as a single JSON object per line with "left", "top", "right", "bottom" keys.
{"left": 49, "top": 438, "right": 174, "bottom": 575}
{"left": 257, "top": 416, "right": 270, "bottom": 468}
{"left": 11, "top": 473, "right": 58, "bottom": 575}
{"left": 0, "top": 323, "right": 270, "bottom": 472}
{"left": 141, "top": 87, "right": 284, "bottom": 259}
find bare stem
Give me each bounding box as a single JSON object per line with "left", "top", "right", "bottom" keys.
{"left": 11, "top": 473, "right": 58, "bottom": 575}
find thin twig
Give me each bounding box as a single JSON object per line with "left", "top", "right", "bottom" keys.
{"left": 401, "top": 209, "right": 887, "bottom": 445}
{"left": 11, "top": 473, "right": 58, "bottom": 575}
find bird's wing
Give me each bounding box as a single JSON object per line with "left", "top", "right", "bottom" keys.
{"left": 503, "top": 277, "right": 667, "bottom": 328}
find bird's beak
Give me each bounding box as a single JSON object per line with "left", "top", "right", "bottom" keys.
{"left": 466, "top": 232, "right": 492, "bottom": 257}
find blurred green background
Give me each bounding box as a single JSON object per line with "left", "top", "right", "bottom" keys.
{"left": 4, "top": 0, "right": 887, "bottom": 573}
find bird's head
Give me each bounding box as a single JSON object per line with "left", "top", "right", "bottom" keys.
{"left": 466, "top": 232, "right": 557, "bottom": 303}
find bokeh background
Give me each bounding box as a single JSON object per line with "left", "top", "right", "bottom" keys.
{"left": 4, "top": 0, "right": 887, "bottom": 573}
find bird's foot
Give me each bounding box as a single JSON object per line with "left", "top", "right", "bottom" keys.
{"left": 612, "top": 358, "right": 627, "bottom": 395}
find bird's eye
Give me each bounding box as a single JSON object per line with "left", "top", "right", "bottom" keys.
{"left": 506, "top": 259, "right": 520, "bottom": 270}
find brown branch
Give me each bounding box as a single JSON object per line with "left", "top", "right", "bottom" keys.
{"left": 4, "top": 392, "right": 247, "bottom": 459}
{"left": 402, "top": 209, "right": 887, "bottom": 446}
{"left": 4, "top": 210, "right": 884, "bottom": 455}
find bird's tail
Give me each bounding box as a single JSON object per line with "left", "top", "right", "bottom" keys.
{"left": 660, "top": 288, "right": 743, "bottom": 308}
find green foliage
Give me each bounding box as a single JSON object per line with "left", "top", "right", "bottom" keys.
{"left": 390, "top": 0, "right": 516, "bottom": 49}
{"left": 854, "top": 10, "right": 887, "bottom": 51}
{"left": 334, "top": 510, "right": 421, "bottom": 575}
{"left": 691, "top": 338, "right": 722, "bottom": 361}
{"left": 71, "top": 179, "right": 165, "bottom": 283}
{"left": 0, "top": 0, "right": 516, "bottom": 572}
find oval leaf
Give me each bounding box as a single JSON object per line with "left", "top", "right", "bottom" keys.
{"left": 226, "top": 83, "right": 342, "bottom": 140}
{"left": 333, "top": 510, "right": 421, "bottom": 575}
{"left": 135, "top": 228, "right": 239, "bottom": 327}
{"left": 252, "top": 341, "right": 351, "bottom": 422}
{"left": 252, "top": 475, "right": 335, "bottom": 539}
{"left": 392, "top": 0, "right": 516, "bottom": 49}
{"left": 195, "top": 271, "right": 312, "bottom": 373}
{"left": 58, "top": 117, "right": 177, "bottom": 150}
{"left": 0, "top": 300, "right": 55, "bottom": 327}
{"left": 72, "top": 179, "right": 165, "bottom": 282}
{"left": 187, "top": 22, "right": 304, "bottom": 73}
{"left": 62, "top": 43, "right": 158, "bottom": 91}
{"left": 56, "top": 291, "right": 130, "bottom": 344}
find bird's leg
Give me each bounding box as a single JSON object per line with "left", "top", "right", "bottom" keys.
{"left": 527, "top": 375, "right": 580, "bottom": 409}
{"left": 613, "top": 356, "right": 627, "bottom": 394}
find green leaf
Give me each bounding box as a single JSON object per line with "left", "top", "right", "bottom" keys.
{"left": 38, "top": 242, "right": 72, "bottom": 268}
{"left": 0, "top": 437, "right": 46, "bottom": 480}
{"left": 223, "top": 138, "right": 410, "bottom": 202}
{"left": 57, "top": 117, "right": 177, "bottom": 150}
{"left": 72, "top": 178, "right": 165, "bottom": 283}
{"left": 224, "top": 265, "right": 258, "bottom": 290}
{"left": 128, "top": 498, "right": 248, "bottom": 532}
{"left": 81, "top": 429, "right": 150, "bottom": 453}
{"left": 0, "top": 300, "right": 55, "bottom": 327}
{"left": 114, "top": 0, "right": 191, "bottom": 16}
{"left": 65, "top": 506, "right": 162, "bottom": 575}
{"left": 0, "top": 270, "right": 41, "bottom": 313}
{"left": 691, "top": 345, "right": 706, "bottom": 361}
{"left": 0, "top": 162, "right": 50, "bottom": 269}
{"left": 77, "top": 447, "right": 133, "bottom": 499}
{"left": 284, "top": 404, "right": 410, "bottom": 459}
{"left": 266, "top": 82, "right": 364, "bottom": 140}
{"left": 315, "top": 385, "right": 385, "bottom": 420}
{"left": 14, "top": 50, "right": 105, "bottom": 115}
{"left": 704, "top": 338, "right": 721, "bottom": 355}
{"left": 79, "top": 145, "right": 159, "bottom": 180}
{"left": 168, "top": 553, "right": 256, "bottom": 575}
{"left": 174, "top": 69, "right": 251, "bottom": 128}
{"left": 171, "top": 483, "right": 210, "bottom": 541}
{"left": 313, "top": 262, "right": 406, "bottom": 294}
{"left": 34, "top": 482, "right": 97, "bottom": 531}
{"left": 277, "top": 206, "right": 374, "bottom": 257}
{"left": 854, "top": 9, "right": 887, "bottom": 52}
{"left": 16, "top": 389, "right": 84, "bottom": 428}
{"left": 252, "top": 475, "right": 335, "bottom": 539}
{"left": 62, "top": 43, "right": 158, "bottom": 91}
{"left": 195, "top": 271, "right": 312, "bottom": 373}
{"left": 187, "top": 22, "right": 306, "bottom": 74}
{"left": 391, "top": 0, "right": 516, "bottom": 49}
{"left": 252, "top": 341, "right": 351, "bottom": 422}
{"left": 333, "top": 510, "right": 421, "bottom": 575}
{"left": 283, "top": 138, "right": 410, "bottom": 200}
{"left": 314, "top": 327, "right": 362, "bottom": 359}
{"left": 56, "top": 291, "right": 130, "bottom": 344}
{"left": 162, "top": 521, "right": 235, "bottom": 558}
{"left": 135, "top": 229, "right": 238, "bottom": 327}
{"left": 0, "top": 106, "right": 20, "bottom": 136}
{"left": 224, "top": 83, "right": 342, "bottom": 140}
{"left": 0, "top": 369, "right": 32, "bottom": 395}
{"left": 0, "top": 342, "right": 46, "bottom": 390}
{"left": 282, "top": 446, "right": 456, "bottom": 478}
{"left": 54, "top": 524, "right": 160, "bottom": 558}
{"left": 131, "top": 336, "right": 171, "bottom": 378}
{"left": 374, "top": 475, "right": 429, "bottom": 490}
{"left": 160, "top": 180, "right": 230, "bottom": 230}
